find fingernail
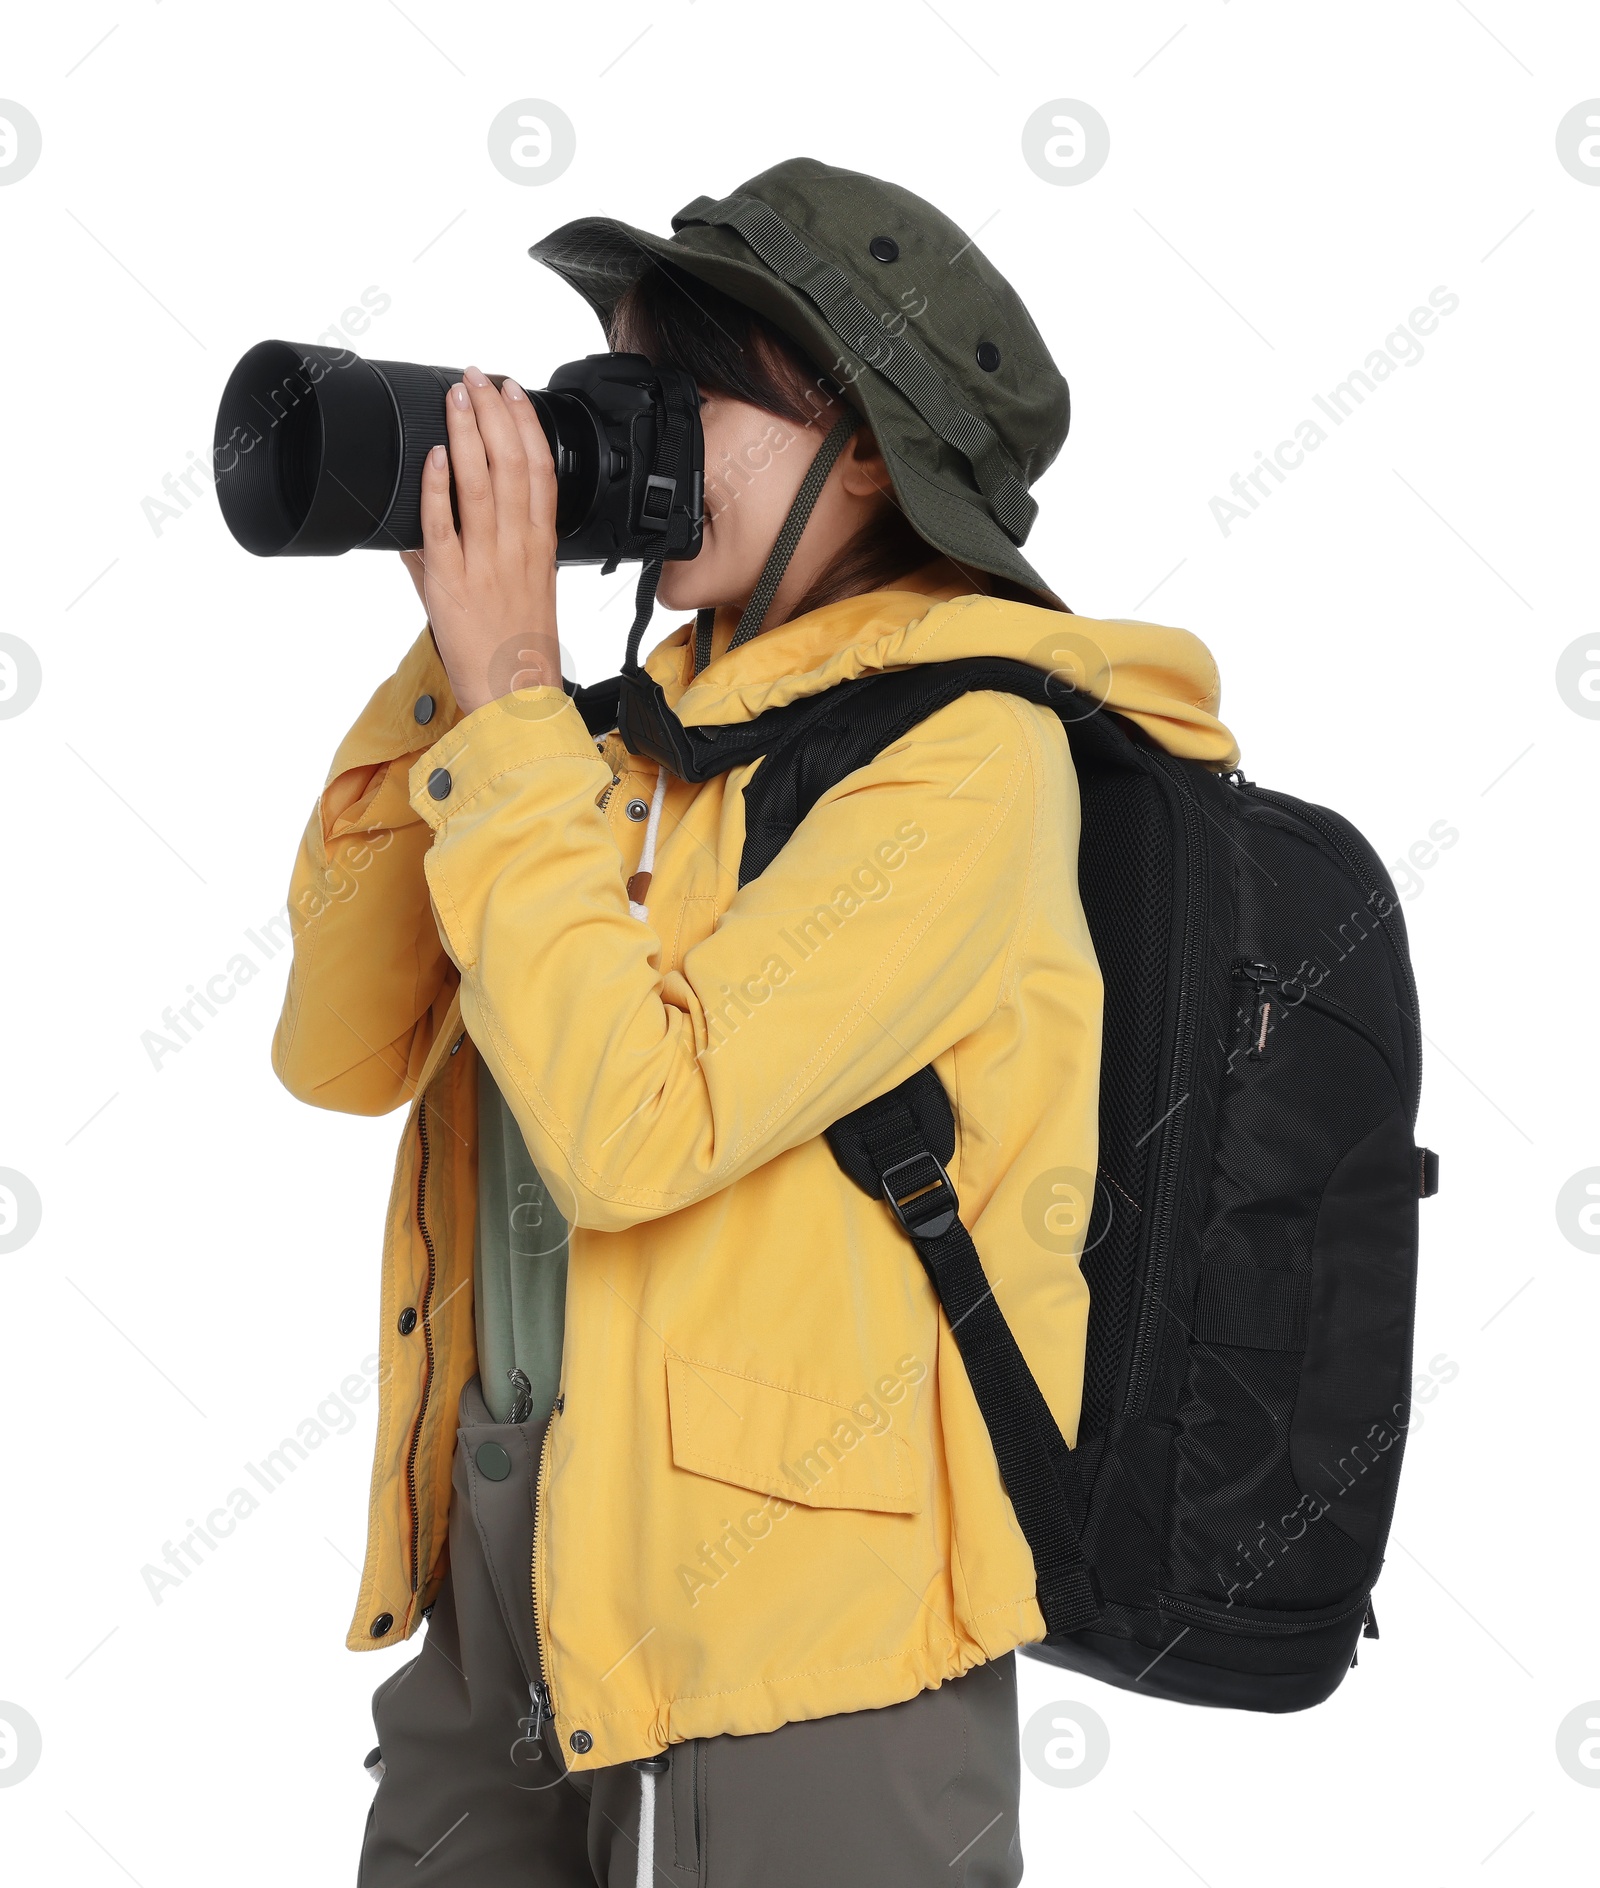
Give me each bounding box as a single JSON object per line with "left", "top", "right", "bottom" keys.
{"left": 463, "top": 365, "right": 490, "bottom": 387}
{"left": 429, "top": 443, "right": 447, "bottom": 469}
{"left": 502, "top": 377, "right": 525, "bottom": 401}
{"left": 450, "top": 383, "right": 470, "bottom": 409}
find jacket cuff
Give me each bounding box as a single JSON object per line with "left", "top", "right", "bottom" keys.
{"left": 325, "top": 623, "right": 463, "bottom": 787}
{"left": 406, "top": 688, "right": 608, "bottom": 828}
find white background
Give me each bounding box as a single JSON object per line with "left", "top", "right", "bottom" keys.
{"left": 2, "top": 2, "right": 1597, "bottom": 1882}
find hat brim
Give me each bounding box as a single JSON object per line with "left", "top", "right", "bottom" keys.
{"left": 529, "top": 217, "right": 1061, "bottom": 606}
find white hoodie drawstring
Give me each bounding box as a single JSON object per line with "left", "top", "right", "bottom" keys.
{"left": 627, "top": 767, "right": 669, "bottom": 921}
{"left": 634, "top": 1757, "right": 667, "bottom": 1886}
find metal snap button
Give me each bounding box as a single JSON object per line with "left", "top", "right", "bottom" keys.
{"left": 474, "top": 1441, "right": 512, "bottom": 1482}
{"left": 625, "top": 798, "right": 650, "bottom": 821}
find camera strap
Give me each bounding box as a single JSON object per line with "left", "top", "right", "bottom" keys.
{"left": 614, "top": 402, "right": 861, "bottom": 770}
{"left": 692, "top": 408, "right": 862, "bottom": 676}
{"left": 616, "top": 364, "right": 707, "bottom": 682}
{"left": 622, "top": 555, "right": 668, "bottom": 676}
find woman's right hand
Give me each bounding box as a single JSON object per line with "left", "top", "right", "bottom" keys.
{"left": 400, "top": 549, "right": 428, "bottom": 610}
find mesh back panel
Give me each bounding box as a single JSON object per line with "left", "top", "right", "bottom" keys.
{"left": 1073, "top": 754, "right": 1172, "bottom": 1439}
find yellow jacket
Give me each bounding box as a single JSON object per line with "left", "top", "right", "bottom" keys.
{"left": 272, "top": 566, "right": 1237, "bottom": 1769}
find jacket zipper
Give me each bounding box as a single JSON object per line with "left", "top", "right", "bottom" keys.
{"left": 528, "top": 1410, "right": 556, "bottom": 1737}
{"left": 403, "top": 1096, "right": 439, "bottom": 1594}
{"left": 1122, "top": 751, "right": 1207, "bottom": 1419}
{"left": 404, "top": 1077, "right": 558, "bottom": 1729}
{"left": 1235, "top": 781, "right": 1422, "bottom": 1122}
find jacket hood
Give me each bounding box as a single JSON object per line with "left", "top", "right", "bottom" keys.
{"left": 646, "top": 563, "right": 1239, "bottom": 770}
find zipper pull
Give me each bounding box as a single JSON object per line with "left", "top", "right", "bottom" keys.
{"left": 511, "top": 1678, "right": 554, "bottom": 1766}
{"left": 1232, "top": 960, "right": 1279, "bottom": 1060}
{"left": 528, "top": 1678, "right": 553, "bottom": 1743}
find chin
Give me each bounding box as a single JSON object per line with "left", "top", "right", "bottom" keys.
{"left": 656, "top": 569, "right": 712, "bottom": 613}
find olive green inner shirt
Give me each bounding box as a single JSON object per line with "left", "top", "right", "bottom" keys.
{"left": 473, "top": 1053, "right": 569, "bottom": 1424}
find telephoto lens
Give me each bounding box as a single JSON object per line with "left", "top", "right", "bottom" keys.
{"left": 212, "top": 341, "right": 703, "bottom": 566}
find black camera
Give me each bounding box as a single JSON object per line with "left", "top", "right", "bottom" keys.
{"left": 212, "top": 341, "right": 703, "bottom": 565}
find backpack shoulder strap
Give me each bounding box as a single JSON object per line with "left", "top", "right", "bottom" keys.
{"left": 826, "top": 1072, "right": 1102, "bottom": 1635}
{"left": 736, "top": 655, "right": 1119, "bottom": 883}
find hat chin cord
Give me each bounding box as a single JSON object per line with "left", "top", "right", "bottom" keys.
{"left": 618, "top": 408, "right": 863, "bottom": 685}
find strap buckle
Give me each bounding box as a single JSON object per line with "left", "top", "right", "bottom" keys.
{"left": 879, "top": 1152, "right": 959, "bottom": 1241}
{"left": 639, "top": 473, "right": 677, "bottom": 528}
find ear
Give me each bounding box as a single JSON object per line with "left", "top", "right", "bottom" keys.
{"left": 837, "top": 427, "right": 892, "bottom": 500}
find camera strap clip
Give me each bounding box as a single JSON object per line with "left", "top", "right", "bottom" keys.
{"left": 640, "top": 474, "right": 677, "bottom": 528}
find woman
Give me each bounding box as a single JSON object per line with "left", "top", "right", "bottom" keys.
{"left": 273, "top": 158, "right": 1234, "bottom": 1885}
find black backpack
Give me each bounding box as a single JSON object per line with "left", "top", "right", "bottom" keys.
{"left": 579, "top": 652, "right": 1437, "bottom": 1713}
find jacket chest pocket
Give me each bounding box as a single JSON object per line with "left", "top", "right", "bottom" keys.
{"left": 665, "top": 1356, "right": 921, "bottom": 1515}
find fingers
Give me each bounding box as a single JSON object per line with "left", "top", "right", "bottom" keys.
{"left": 418, "top": 443, "right": 463, "bottom": 590}
{"left": 462, "top": 366, "right": 531, "bottom": 535}
{"left": 500, "top": 379, "right": 559, "bottom": 534}
{"left": 445, "top": 376, "right": 494, "bottom": 546}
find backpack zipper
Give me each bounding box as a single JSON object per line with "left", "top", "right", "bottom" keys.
{"left": 1158, "top": 1589, "right": 1372, "bottom": 1635}
{"left": 1298, "top": 984, "right": 1408, "bottom": 1096}
{"left": 1122, "top": 752, "right": 1208, "bottom": 1420}
{"left": 1234, "top": 781, "right": 1422, "bottom": 1121}
{"left": 1232, "top": 959, "right": 1279, "bottom": 1059}
{"left": 1228, "top": 963, "right": 1403, "bottom": 1088}
{"left": 403, "top": 1096, "right": 439, "bottom": 1593}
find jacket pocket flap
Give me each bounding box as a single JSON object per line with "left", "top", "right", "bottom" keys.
{"left": 665, "top": 1356, "right": 920, "bottom": 1515}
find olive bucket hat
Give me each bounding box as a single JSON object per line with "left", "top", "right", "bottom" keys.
{"left": 528, "top": 156, "right": 1070, "bottom": 605}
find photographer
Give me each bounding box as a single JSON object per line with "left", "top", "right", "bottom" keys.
{"left": 271, "top": 158, "right": 1235, "bottom": 1885}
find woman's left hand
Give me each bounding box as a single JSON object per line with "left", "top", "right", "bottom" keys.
{"left": 417, "top": 366, "right": 560, "bottom": 716}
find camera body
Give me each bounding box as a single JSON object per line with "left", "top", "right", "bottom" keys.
{"left": 540, "top": 353, "right": 704, "bottom": 567}
{"left": 212, "top": 341, "right": 703, "bottom": 566}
